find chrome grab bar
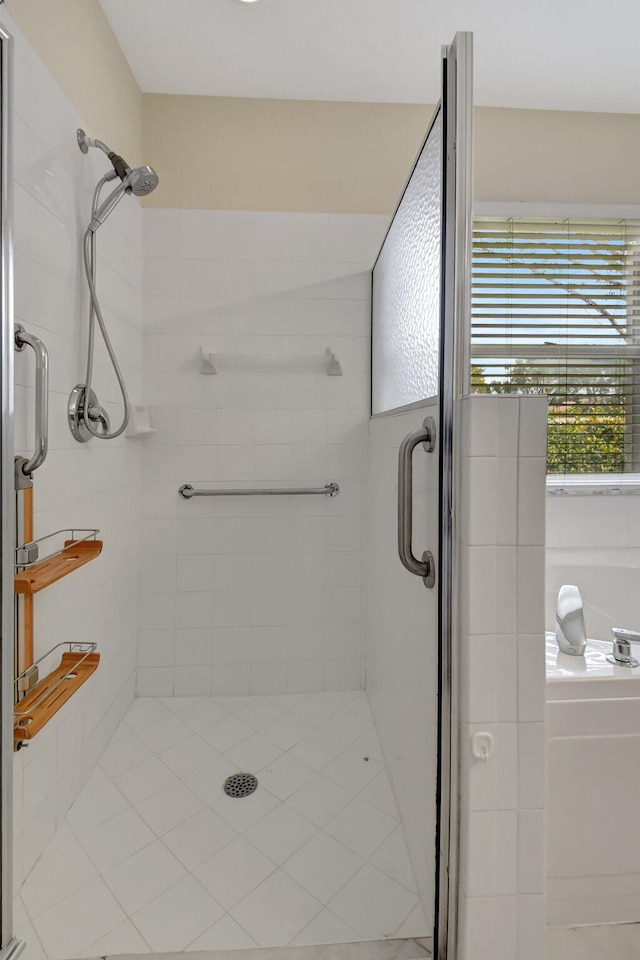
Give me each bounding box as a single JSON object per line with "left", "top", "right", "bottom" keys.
{"left": 179, "top": 482, "right": 339, "bottom": 500}
{"left": 15, "top": 323, "right": 49, "bottom": 483}
{"left": 398, "top": 417, "right": 436, "bottom": 588}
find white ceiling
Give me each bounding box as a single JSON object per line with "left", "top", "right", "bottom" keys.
{"left": 99, "top": 0, "right": 640, "bottom": 113}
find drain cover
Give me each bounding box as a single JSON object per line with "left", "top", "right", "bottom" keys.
{"left": 223, "top": 772, "right": 258, "bottom": 798}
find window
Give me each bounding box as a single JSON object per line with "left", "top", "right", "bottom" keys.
{"left": 471, "top": 217, "right": 640, "bottom": 475}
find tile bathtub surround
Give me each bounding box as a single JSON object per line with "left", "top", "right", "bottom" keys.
{"left": 6, "top": 10, "right": 144, "bottom": 895}
{"left": 17, "top": 692, "right": 428, "bottom": 959}
{"left": 139, "top": 209, "right": 389, "bottom": 696}
{"left": 546, "top": 493, "right": 640, "bottom": 640}
{"left": 457, "top": 396, "right": 547, "bottom": 960}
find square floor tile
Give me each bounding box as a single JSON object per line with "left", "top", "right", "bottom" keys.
{"left": 210, "top": 785, "right": 280, "bottom": 833}
{"left": 32, "top": 877, "right": 127, "bottom": 958}
{"left": 369, "top": 825, "right": 418, "bottom": 892}
{"left": 80, "top": 918, "right": 150, "bottom": 957}
{"left": 113, "top": 756, "right": 177, "bottom": 805}
{"left": 323, "top": 750, "right": 383, "bottom": 793}
{"left": 394, "top": 902, "right": 429, "bottom": 938}
{"left": 99, "top": 735, "right": 153, "bottom": 778}
{"left": 180, "top": 698, "right": 231, "bottom": 730}
{"left": 66, "top": 779, "right": 130, "bottom": 838}
{"left": 158, "top": 696, "right": 204, "bottom": 716}
{"left": 235, "top": 698, "right": 283, "bottom": 730}
{"left": 320, "top": 691, "right": 362, "bottom": 707}
{"left": 124, "top": 698, "right": 172, "bottom": 731}
{"left": 258, "top": 754, "right": 315, "bottom": 801}
{"left": 159, "top": 734, "right": 220, "bottom": 778}
{"left": 187, "top": 914, "right": 257, "bottom": 951}
{"left": 21, "top": 837, "right": 98, "bottom": 918}
{"left": 183, "top": 753, "right": 240, "bottom": 805}
{"left": 163, "top": 808, "right": 237, "bottom": 870}
{"left": 199, "top": 715, "right": 254, "bottom": 753}
{"left": 288, "top": 730, "right": 346, "bottom": 771}
{"left": 267, "top": 693, "right": 309, "bottom": 710}
{"left": 20, "top": 693, "right": 412, "bottom": 959}
{"left": 79, "top": 808, "right": 156, "bottom": 873}
{"left": 261, "top": 714, "right": 312, "bottom": 751}
{"left": 230, "top": 870, "right": 322, "bottom": 946}
{"left": 14, "top": 920, "right": 46, "bottom": 960}
{"left": 344, "top": 694, "right": 374, "bottom": 721}
{"left": 194, "top": 836, "right": 275, "bottom": 909}
{"left": 217, "top": 696, "right": 254, "bottom": 713}
{"left": 103, "top": 840, "right": 187, "bottom": 914}
{"left": 286, "top": 774, "right": 352, "bottom": 828}
{"left": 350, "top": 728, "right": 384, "bottom": 763}
{"left": 135, "top": 779, "right": 205, "bottom": 836}
{"left": 328, "top": 863, "right": 419, "bottom": 940}
{"left": 291, "top": 696, "right": 341, "bottom": 728}
{"left": 325, "top": 797, "right": 396, "bottom": 859}
{"left": 320, "top": 711, "right": 372, "bottom": 746}
{"left": 138, "top": 716, "right": 194, "bottom": 754}
{"left": 291, "top": 908, "right": 360, "bottom": 946}
{"left": 363, "top": 770, "right": 399, "bottom": 818}
{"left": 246, "top": 804, "right": 317, "bottom": 865}
{"left": 283, "top": 832, "right": 362, "bottom": 903}
{"left": 131, "top": 874, "right": 224, "bottom": 951}
{"left": 224, "top": 733, "right": 282, "bottom": 772}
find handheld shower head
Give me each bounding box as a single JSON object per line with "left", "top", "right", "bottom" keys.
{"left": 88, "top": 165, "right": 159, "bottom": 232}
{"left": 128, "top": 165, "right": 159, "bottom": 197}
{"left": 78, "top": 128, "right": 159, "bottom": 202}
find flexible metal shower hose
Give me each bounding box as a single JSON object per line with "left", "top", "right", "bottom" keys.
{"left": 81, "top": 176, "right": 131, "bottom": 439}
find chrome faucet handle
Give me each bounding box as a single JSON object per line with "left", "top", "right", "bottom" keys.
{"left": 608, "top": 628, "right": 640, "bottom": 668}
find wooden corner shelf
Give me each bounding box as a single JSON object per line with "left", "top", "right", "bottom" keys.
{"left": 14, "top": 649, "right": 100, "bottom": 742}
{"left": 14, "top": 540, "right": 103, "bottom": 595}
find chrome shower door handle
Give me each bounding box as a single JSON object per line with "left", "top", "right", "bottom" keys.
{"left": 14, "top": 324, "right": 49, "bottom": 481}
{"left": 398, "top": 416, "right": 436, "bottom": 589}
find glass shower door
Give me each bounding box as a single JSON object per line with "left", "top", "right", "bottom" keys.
{"left": 366, "top": 33, "right": 473, "bottom": 960}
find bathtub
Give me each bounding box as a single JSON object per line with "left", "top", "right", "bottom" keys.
{"left": 546, "top": 632, "right": 640, "bottom": 926}
{"left": 546, "top": 547, "right": 640, "bottom": 641}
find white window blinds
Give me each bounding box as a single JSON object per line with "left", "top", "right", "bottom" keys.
{"left": 471, "top": 217, "right": 640, "bottom": 475}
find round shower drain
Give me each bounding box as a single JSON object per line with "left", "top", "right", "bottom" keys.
{"left": 223, "top": 772, "right": 258, "bottom": 798}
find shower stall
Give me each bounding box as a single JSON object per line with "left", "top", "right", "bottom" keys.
{"left": 0, "top": 21, "right": 483, "bottom": 960}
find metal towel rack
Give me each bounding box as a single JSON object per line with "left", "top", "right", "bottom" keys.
{"left": 179, "top": 482, "right": 340, "bottom": 499}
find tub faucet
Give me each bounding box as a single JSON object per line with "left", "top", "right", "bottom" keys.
{"left": 555, "top": 584, "right": 587, "bottom": 656}
{"left": 608, "top": 628, "right": 640, "bottom": 668}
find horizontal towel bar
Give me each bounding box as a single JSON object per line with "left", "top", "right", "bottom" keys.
{"left": 178, "top": 482, "right": 339, "bottom": 499}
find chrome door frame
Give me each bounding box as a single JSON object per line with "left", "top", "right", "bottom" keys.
{"left": 435, "top": 32, "right": 473, "bottom": 960}
{"left": 0, "top": 21, "right": 21, "bottom": 960}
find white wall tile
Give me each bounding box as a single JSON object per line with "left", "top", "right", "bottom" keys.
{"left": 8, "top": 11, "right": 143, "bottom": 885}
{"left": 141, "top": 209, "right": 369, "bottom": 695}
{"left": 457, "top": 397, "right": 546, "bottom": 959}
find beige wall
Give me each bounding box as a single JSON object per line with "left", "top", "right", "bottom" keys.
{"left": 5, "top": 0, "right": 142, "bottom": 166}
{"left": 6, "top": 1, "right": 640, "bottom": 212}
{"left": 142, "top": 95, "right": 432, "bottom": 214}
{"left": 143, "top": 95, "right": 640, "bottom": 212}
{"left": 474, "top": 106, "right": 640, "bottom": 207}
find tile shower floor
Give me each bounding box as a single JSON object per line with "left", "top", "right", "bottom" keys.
{"left": 17, "top": 691, "right": 428, "bottom": 960}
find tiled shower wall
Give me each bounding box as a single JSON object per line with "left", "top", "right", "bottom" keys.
{"left": 139, "top": 210, "right": 386, "bottom": 696}
{"left": 6, "top": 11, "right": 144, "bottom": 895}
{"left": 458, "top": 395, "right": 547, "bottom": 960}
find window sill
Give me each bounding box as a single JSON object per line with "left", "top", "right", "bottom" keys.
{"left": 547, "top": 475, "right": 640, "bottom": 496}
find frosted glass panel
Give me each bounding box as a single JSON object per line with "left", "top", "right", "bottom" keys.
{"left": 372, "top": 109, "right": 442, "bottom": 413}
